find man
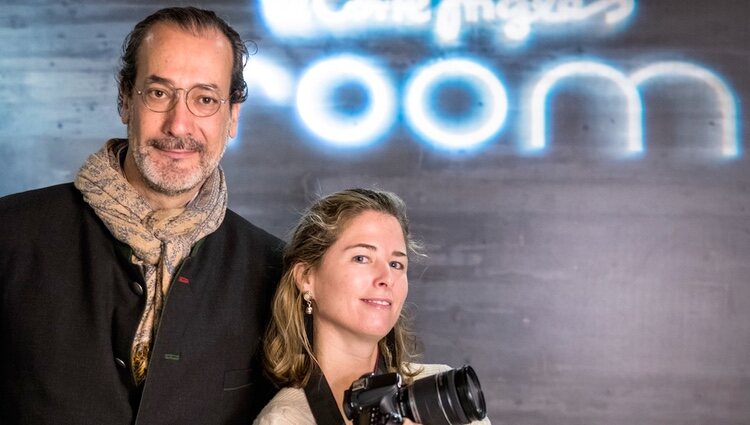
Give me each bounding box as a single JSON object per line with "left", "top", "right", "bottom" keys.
{"left": 0, "top": 7, "right": 282, "bottom": 424}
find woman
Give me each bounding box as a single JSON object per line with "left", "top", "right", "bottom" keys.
{"left": 254, "top": 188, "right": 489, "bottom": 424}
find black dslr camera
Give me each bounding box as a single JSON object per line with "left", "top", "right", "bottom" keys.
{"left": 343, "top": 365, "right": 486, "bottom": 425}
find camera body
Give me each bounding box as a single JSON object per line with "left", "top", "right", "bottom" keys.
{"left": 344, "top": 372, "right": 407, "bottom": 425}
{"left": 343, "top": 365, "right": 486, "bottom": 425}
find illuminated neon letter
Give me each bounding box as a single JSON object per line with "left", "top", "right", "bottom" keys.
{"left": 404, "top": 58, "right": 508, "bottom": 150}
{"left": 529, "top": 60, "right": 643, "bottom": 153}
{"left": 243, "top": 56, "right": 294, "bottom": 103}
{"left": 434, "top": 0, "right": 496, "bottom": 44}
{"left": 296, "top": 55, "right": 397, "bottom": 147}
{"left": 258, "top": 0, "right": 317, "bottom": 36}
{"left": 311, "top": 0, "right": 362, "bottom": 26}
{"left": 257, "top": 0, "right": 637, "bottom": 45}
{"left": 630, "top": 62, "right": 739, "bottom": 157}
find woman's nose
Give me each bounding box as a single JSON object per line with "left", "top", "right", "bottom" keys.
{"left": 375, "top": 260, "right": 393, "bottom": 287}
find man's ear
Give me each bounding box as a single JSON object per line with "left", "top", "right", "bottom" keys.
{"left": 228, "top": 102, "right": 240, "bottom": 139}
{"left": 120, "top": 93, "right": 131, "bottom": 125}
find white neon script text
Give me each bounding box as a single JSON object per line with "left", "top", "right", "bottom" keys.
{"left": 259, "top": 0, "right": 635, "bottom": 43}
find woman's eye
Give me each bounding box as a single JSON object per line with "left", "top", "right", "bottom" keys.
{"left": 353, "top": 255, "right": 367, "bottom": 263}
{"left": 390, "top": 261, "right": 405, "bottom": 270}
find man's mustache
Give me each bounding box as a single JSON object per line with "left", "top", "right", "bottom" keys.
{"left": 148, "top": 137, "right": 204, "bottom": 152}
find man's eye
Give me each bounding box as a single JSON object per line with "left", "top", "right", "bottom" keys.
{"left": 191, "top": 89, "right": 220, "bottom": 106}
{"left": 198, "top": 96, "right": 218, "bottom": 105}
{"left": 147, "top": 89, "right": 168, "bottom": 99}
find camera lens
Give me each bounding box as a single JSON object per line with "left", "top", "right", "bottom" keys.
{"left": 401, "top": 365, "right": 486, "bottom": 425}
{"left": 454, "top": 365, "right": 486, "bottom": 420}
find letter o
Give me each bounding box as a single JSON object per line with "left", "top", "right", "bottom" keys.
{"left": 296, "top": 55, "right": 396, "bottom": 147}
{"left": 404, "top": 58, "right": 508, "bottom": 150}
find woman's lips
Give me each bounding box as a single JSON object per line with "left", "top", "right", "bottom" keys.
{"left": 362, "top": 298, "right": 392, "bottom": 307}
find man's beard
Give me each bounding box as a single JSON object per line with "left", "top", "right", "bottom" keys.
{"left": 132, "top": 136, "right": 225, "bottom": 196}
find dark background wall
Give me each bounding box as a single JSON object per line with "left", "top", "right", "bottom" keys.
{"left": 2, "top": 1, "right": 749, "bottom": 423}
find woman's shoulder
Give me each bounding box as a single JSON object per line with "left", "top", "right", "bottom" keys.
{"left": 253, "top": 387, "right": 315, "bottom": 425}
{"left": 405, "top": 362, "right": 452, "bottom": 379}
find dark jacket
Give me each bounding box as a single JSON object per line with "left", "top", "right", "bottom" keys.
{"left": 0, "top": 183, "right": 284, "bottom": 424}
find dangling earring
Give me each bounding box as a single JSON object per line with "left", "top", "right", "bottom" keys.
{"left": 303, "top": 291, "right": 313, "bottom": 315}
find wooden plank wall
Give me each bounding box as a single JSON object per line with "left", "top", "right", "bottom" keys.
{"left": 2, "top": 1, "right": 749, "bottom": 423}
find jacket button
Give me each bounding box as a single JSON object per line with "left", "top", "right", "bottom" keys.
{"left": 115, "top": 357, "right": 127, "bottom": 369}
{"left": 130, "top": 281, "right": 144, "bottom": 296}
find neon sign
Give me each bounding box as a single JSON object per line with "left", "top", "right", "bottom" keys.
{"left": 630, "top": 62, "right": 739, "bottom": 157}
{"left": 249, "top": 0, "right": 741, "bottom": 157}
{"left": 245, "top": 56, "right": 739, "bottom": 156}
{"left": 404, "top": 58, "right": 508, "bottom": 150}
{"left": 259, "top": 0, "right": 636, "bottom": 44}
{"left": 296, "top": 55, "right": 397, "bottom": 147}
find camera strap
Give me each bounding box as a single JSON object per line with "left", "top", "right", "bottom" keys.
{"left": 303, "top": 366, "right": 346, "bottom": 425}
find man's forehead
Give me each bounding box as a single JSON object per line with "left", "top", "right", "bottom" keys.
{"left": 141, "top": 22, "right": 228, "bottom": 50}
{"left": 135, "top": 23, "right": 233, "bottom": 84}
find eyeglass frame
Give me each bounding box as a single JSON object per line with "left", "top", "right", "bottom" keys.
{"left": 134, "top": 82, "right": 230, "bottom": 118}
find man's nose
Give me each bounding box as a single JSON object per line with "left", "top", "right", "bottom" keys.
{"left": 162, "top": 91, "right": 193, "bottom": 137}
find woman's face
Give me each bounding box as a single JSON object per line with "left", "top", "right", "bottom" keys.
{"left": 300, "top": 210, "right": 408, "bottom": 345}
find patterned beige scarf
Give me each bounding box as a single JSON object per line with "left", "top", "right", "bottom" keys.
{"left": 75, "top": 138, "right": 227, "bottom": 384}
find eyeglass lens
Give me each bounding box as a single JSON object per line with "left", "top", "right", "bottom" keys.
{"left": 140, "top": 85, "right": 224, "bottom": 117}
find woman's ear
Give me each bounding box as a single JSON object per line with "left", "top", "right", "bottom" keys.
{"left": 292, "top": 262, "right": 313, "bottom": 295}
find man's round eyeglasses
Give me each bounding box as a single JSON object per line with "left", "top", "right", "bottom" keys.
{"left": 136, "top": 84, "right": 229, "bottom": 117}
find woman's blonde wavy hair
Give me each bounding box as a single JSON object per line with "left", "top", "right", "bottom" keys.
{"left": 263, "top": 188, "right": 424, "bottom": 388}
